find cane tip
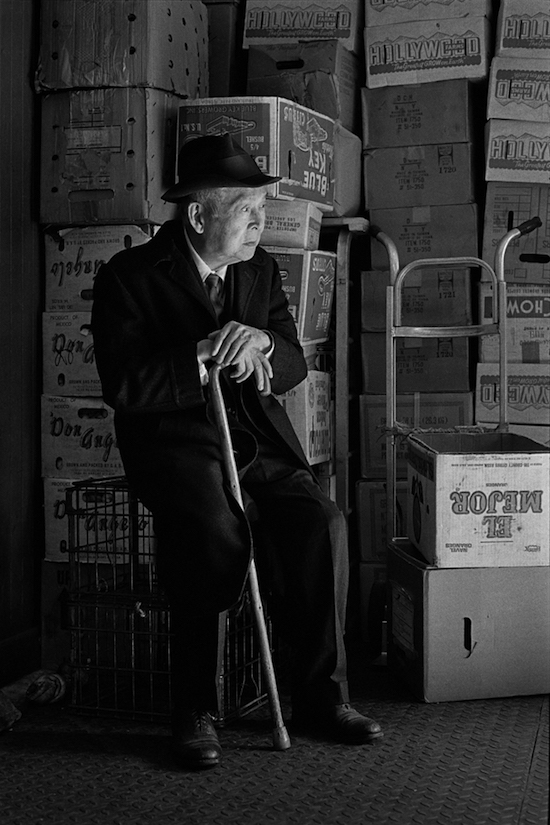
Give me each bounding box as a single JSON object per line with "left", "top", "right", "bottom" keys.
{"left": 272, "top": 725, "right": 291, "bottom": 751}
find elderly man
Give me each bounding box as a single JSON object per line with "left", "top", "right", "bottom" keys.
{"left": 91, "top": 134, "right": 382, "bottom": 770}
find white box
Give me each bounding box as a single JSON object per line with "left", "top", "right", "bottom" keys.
{"left": 495, "top": 0, "right": 550, "bottom": 60}
{"left": 359, "top": 392, "right": 474, "bottom": 478}
{"left": 266, "top": 248, "right": 336, "bottom": 344}
{"left": 276, "top": 370, "right": 332, "bottom": 465}
{"left": 246, "top": 40, "right": 360, "bottom": 133}
{"left": 478, "top": 282, "right": 550, "bottom": 363}
{"left": 364, "top": 142, "right": 475, "bottom": 209}
{"left": 44, "top": 225, "right": 152, "bottom": 311}
{"left": 242, "top": 0, "right": 363, "bottom": 54}
{"left": 481, "top": 182, "right": 550, "bottom": 285}
{"left": 362, "top": 80, "right": 473, "bottom": 149}
{"left": 42, "top": 312, "right": 101, "bottom": 396}
{"left": 388, "top": 540, "right": 550, "bottom": 702}
{"left": 36, "top": 0, "right": 208, "bottom": 97}
{"left": 487, "top": 57, "right": 550, "bottom": 124}
{"left": 365, "top": 0, "right": 491, "bottom": 27}
{"left": 41, "top": 395, "right": 124, "bottom": 478}
{"left": 356, "top": 479, "right": 407, "bottom": 562}
{"left": 261, "top": 200, "right": 322, "bottom": 249}
{"left": 177, "top": 97, "right": 335, "bottom": 210}
{"left": 369, "top": 203, "right": 478, "bottom": 269}
{"left": 406, "top": 431, "right": 550, "bottom": 567}
{"left": 485, "top": 119, "right": 550, "bottom": 185}
{"left": 475, "top": 363, "right": 550, "bottom": 427}
{"left": 40, "top": 88, "right": 180, "bottom": 225}
{"left": 365, "top": 16, "right": 490, "bottom": 89}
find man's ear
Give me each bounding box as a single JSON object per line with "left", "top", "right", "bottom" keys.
{"left": 186, "top": 201, "right": 205, "bottom": 234}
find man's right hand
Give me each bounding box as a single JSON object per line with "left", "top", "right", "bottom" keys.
{"left": 197, "top": 334, "right": 272, "bottom": 397}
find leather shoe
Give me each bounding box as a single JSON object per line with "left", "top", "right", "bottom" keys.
{"left": 172, "top": 709, "right": 222, "bottom": 769}
{"left": 293, "top": 703, "right": 383, "bottom": 745}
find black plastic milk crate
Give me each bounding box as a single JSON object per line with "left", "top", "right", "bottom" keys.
{"left": 65, "top": 477, "right": 282, "bottom": 723}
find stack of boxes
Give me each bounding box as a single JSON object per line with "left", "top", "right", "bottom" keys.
{"left": 478, "top": 0, "right": 550, "bottom": 445}
{"left": 36, "top": 0, "right": 209, "bottom": 667}
{"left": 357, "top": 0, "right": 493, "bottom": 634}
{"left": 186, "top": 0, "right": 368, "bottom": 482}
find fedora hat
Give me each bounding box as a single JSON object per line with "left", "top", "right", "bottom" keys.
{"left": 162, "top": 133, "right": 281, "bottom": 202}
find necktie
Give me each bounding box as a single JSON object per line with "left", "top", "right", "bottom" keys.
{"left": 206, "top": 272, "right": 224, "bottom": 320}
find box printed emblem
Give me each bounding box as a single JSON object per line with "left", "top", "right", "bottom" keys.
{"left": 500, "top": 12, "right": 550, "bottom": 51}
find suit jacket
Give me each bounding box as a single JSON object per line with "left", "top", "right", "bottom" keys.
{"left": 91, "top": 219, "right": 310, "bottom": 610}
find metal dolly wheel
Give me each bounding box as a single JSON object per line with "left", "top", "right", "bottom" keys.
{"left": 370, "top": 216, "right": 542, "bottom": 544}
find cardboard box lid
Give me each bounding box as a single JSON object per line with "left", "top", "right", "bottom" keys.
{"left": 408, "top": 430, "right": 550, "bottom": 455}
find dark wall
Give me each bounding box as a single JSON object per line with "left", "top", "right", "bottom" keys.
{"left": 0, "top": 0, "right": 42, "bottom": 683}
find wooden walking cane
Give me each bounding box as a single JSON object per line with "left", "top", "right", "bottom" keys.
{"left": 209, "top": 363, "right": 291, "bottom": 751}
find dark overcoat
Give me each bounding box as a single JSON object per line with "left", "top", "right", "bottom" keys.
{"left": 91, "top": 219, "right": 311, "bottom": 612}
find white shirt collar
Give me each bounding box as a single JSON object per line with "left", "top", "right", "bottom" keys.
{"left": 184, "top": 228, "right": 228, "bottom": 284}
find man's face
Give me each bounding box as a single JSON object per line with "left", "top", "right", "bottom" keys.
{"left": 200, "top": 188, "right": 267, "bottom": 267}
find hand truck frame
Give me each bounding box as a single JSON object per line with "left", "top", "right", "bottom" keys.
{"left": 370, "top": 216, "right": 542, "bottom": 545}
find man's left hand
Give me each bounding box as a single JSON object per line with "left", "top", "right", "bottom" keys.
{"left": 208, "top": 322, "right": 273, "bottom": 396}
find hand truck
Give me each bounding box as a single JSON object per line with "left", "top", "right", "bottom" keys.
{"left": 370, "top": 216, "right": 542, "bottom": 545}
{"left": 209, "top": 363, "right": 291, "bottom": 751}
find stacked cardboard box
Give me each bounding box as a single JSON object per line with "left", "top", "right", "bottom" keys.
{"left": 358, "top": 1, "right": 493, "bottom": 661}
{"left": 478, "top": 0, "right": 550, "bottom": 448}
{"left": 239, "top": 3, "right": 366, "bottom": 489}
{"left": 389, "top": 430, "right": 550, "bottom": 701}
{"left": 36, "top": 0, "right": 209, "bottom": 666}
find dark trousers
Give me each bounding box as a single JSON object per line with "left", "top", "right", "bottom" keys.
{"left": 169, "top": 440, "right": 351, "bottom": 716}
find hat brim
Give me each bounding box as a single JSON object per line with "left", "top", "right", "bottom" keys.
{"left": 162, "top": 171, "right": 282, "bottom": 203}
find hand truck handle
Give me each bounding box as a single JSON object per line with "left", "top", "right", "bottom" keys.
{"left": 208, "top": 363, "right": 291, "bottom": 751}
{"left": 517, "top": 216, "right": 542, "bottom": 236}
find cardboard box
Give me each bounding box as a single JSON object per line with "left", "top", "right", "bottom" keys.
{"left": 246, "top": 41, "right": 360, "bottom": 133}
{"left": 44, "top": 225, "right": 153, "bottom": 312}
{"left": 481, "top": 182, "right": 550, "bottom": 284}
{"left": 43, "top": 478, "right": 74, "bottom": 563}
{"left": 327, "top": 122, "right": 362, "bottom": 218}
{"left": 35, "top": 0, "right": 208, "bottom": 97}
{"left": 387, "top": 539, "right": 550, "bottom": 702}
{"left": 203, "top": 0, "right": 247, "bottom": 96}
{"left": 485, "top": 119, "right": 550, "bottom": 185}
{"left": 487, "top": 57, "right": 550, "bottom": 124}
{"left": 406, "top": 431, "right": 550, "bottom": 567}
{"left": 361, "top": 332, "right": 472, "bottom": 394}
{"left": 364, "top": 142, "right": 475, "bottom": 209}
{"left": 41, "top": 561, "right": 71, "bottom": 670}
{"left": 475, "top": 363, "right": 550, "bottom": 427}
{"left": 276, "top": 370, "right": 332, "bottom": 465}
{"left": 359, "top": 562, "right": 388, "bottom": 656}
{"left": 43, "top": 312, "right": 101, "bottom": 396}
{"left": 478, "top": 282, "right": 550, "bottom": 363}
{"left": 495, "top": 0, "right": 550, "bottom": 60}
{"left": 242, "top": 0, "right": 363, "bottom": 54}
{"left": 177, "top": 97, "right": 335, "bottom": 210}
{"left": 483, "top": 423, "right": 550, "bottom": 450}
{"left": 356, "top": 480, "right": 407, "bottom": 562}
{"left": 43, "top": 477, "right": 154, "bottom": 564}
{"left": 261, "top": 200, "right": 322, "bottom": 249}
{"left": 41, "top": 395, "right": 124, "bottom": 479}
{"left": 40, "top": 88, "right": 180, "bottom": 225}
{"left": 364, "top": 16, "right": 490, "bottom": 89}
{"left": 266, "top": 247, "right": 336, "bottom": 344}
{"left": 361, "top": 268, "right": 473, "bottom": 332}
{"left": 362, "top": 80, "right": 473, "bottom": 149}
{"left": 359, "top": 392, "right": 474, "bottom": 478}
{"left": 365, "top": 0, "right": 491, "bottom": 27}
{"left": 369, "top": 204, "right": 478, "bottom": 270}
